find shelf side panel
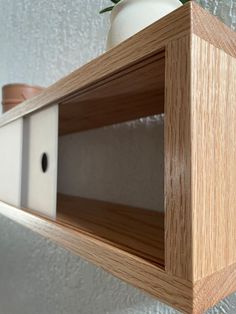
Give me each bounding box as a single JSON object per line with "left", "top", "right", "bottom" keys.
{"left": 192, "top": 35, "right": 236, "bottom": 282}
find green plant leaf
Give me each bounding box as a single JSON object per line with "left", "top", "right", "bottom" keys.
{"left": 99, "top": 6, "right": 114, "bottom": 14}
{"left": 179, "top": 0, "right": 190, "bottom": 3}
{"left": 110, "top": 0, "right": 120, "bottom": 3}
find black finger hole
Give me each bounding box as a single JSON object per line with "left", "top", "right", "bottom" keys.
{"left": 41, "top": 153, "right": 48, "bottom": 173}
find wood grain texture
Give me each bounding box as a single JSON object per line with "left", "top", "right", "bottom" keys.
{"left": 0, "top": 200, "right": 193, "bottom": 314}
{"left": 59, "top": 52, "right": 165, "bottom": 134}
{"left": 165, "top": 35, "right": 192, "bottom": 281}
{"left": 192, "top": 35, "right": 236, "bottom": 282}
{"left": 193, "top": 262, "right": 236, "bottom": 314}
{"left": 57, "top": 194, "right": 164, "bottom": 267}
{"left": 59, "top": 91, "right": 164, "bottom": 135}
{"left": 191, "top": 2, "right": 236, "bottom": 59}
{"left": 165, "top": 28, "right": 236, "bottom": 284}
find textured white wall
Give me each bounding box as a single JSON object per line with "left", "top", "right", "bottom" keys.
{"left": 0, "top": 1, "right": 235, "bottom": 313}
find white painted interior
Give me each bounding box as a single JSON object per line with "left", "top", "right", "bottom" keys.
{"left": 0, "top": 119, "right": 23, "bottom": 207}
{"left": 0, "top": 0, "right": 235, "bottom": 313}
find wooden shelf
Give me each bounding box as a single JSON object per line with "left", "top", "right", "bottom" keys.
{"left": 0, "top": 2, "right": 236, "bottom": 314}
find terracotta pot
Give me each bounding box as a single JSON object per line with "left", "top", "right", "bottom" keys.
{"left": 2, "top": 83, "right": 44, "bottom": 113}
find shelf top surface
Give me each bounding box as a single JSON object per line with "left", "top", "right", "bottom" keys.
{"left": 0, "top": 2, "right": 235, "bottom": 130}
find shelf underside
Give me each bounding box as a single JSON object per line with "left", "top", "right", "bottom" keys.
{"left": 57, "top": 194, "right": 165, "bottom": 267}
{"left": 59, "top": 52, "right": 165, "bottom": 135}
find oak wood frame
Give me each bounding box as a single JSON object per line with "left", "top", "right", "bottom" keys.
{"left": 0, "top": 2, "right": 235, "bottom": 313}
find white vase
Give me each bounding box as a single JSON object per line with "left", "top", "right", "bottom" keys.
{"left": 106, "top": 0, "right": 182, "bottom": 50}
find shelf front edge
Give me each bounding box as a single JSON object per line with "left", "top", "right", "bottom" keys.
{"left": 0, "top": 201, "right": 193, "bottom": 313}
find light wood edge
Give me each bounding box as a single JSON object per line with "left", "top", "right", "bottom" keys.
{"left": 191, "top": 2, "right": 236, "bottom": 59}
{"left": 193, "top": 262, "right": 236, "bottom": 314}
{"left": 0, "top": 3, "right": 192, "bottom": 129}
{"left": 165, "top": 34, "right": 192, "bottom": 281}
{"left": 0, "top": 200, "right": 193, "bottom": 313}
